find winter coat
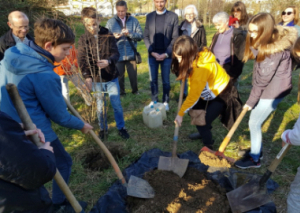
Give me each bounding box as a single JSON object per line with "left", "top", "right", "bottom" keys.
{"left": 178, "top": 19, "right": 207, "bottom": 50}
{"left": 246, "top": 26, "right": 298, "bottom": 108}
{"left": 0, "top": 111, "right": 55, "bottom": 212}
{"left": 106, "top": 14, "right": 143, "bottom": 61}
{"left": 54, "top": 44, "right": 78, "bottom": 76}
{"left": 210, "top": 28, "right": 246, "bottom": 79}
{"left": 0, "top": 42, "right": 84, "bottom": 142}
{"left": 78, "top": 26, "right": 120, "bottom": 82}
{"left": 0, "top": 29, "right": 33, "bottom": 61}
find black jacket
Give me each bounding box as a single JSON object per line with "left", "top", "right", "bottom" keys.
{"left": 0, "top": 29, "right": 33, "bottom": 61}
{"left": 78, "top": 26, "right": 120, "bottom": 82}
{"left": 0, "top": 112, "right": 56, "bottom": 212}
{"left": 144, "top": 10, "right": 178, "bottom": 57}
{"left": 210, "top": 28, "right": 246, "bottom": 79}
{"left": 178, "top": 19, "right": 207, "bottom": 50}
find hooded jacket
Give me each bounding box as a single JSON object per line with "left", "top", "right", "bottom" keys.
{"left": 78, "top": 26, "right": 120, "bottom": 82}
{"left": 106, "top": 13, "right": 143, "bottom": 61}
{"left": 178, "top": 19, "right": 207, "bottom": 50}
{"left": 246, "top": 26, "right": 298, "bottom": 108}
{"left": 0, "top": 42, "right": 84, "bottom": 142}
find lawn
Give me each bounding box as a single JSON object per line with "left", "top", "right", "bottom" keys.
{"left": 50, "top": 17, "right": 300, "bottom": 212}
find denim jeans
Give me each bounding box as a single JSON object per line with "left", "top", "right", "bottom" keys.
{"left": 51, "top": 138, "right": 72, "bottom": 204}
{"left": 249, "top": 98, "right": 283, "bottom": 161}
{"left": 148, "top": 57, "right": 172, "bottom": 103}
{"left": 92, "top": 78, "right": 125, "bottom": 130}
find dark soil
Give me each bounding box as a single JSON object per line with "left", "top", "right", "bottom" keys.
{"left": 127, "top": 168, "right": 230, "bottom": 213}
{"left": 81, "top": 144, "right": 129, "bottom": 171}
{"left": 199, "top": 151, "right": 232, "bottom": 168}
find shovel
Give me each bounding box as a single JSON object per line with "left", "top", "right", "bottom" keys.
{"left": 6, "top": 84, "right": 82, "bottom": 213}
{"left": 65, "top": 99, "right": 155, "bottom": 199}
{"left": 158, "top": 79, "right": 189, "bottom": 178}
{"left": 227, "top": 143, "right": 291, "bottom": 213}
{"left": 200, "top": 106, "right": 249, "bottom": 163}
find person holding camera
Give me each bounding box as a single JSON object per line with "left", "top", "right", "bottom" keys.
{"left": 106, "top": 0, "right": 143, "bottom": 96}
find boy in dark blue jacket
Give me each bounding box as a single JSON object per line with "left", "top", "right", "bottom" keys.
{"left": 0, "top": 18, "right": 93, "bottom": 206}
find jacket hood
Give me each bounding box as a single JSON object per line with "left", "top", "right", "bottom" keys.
{"left": 1, "top": 43, "right": 54, "bottom": 75}
{"left": 196, "top": 48, "right": 217, "bottom": 66}
{"left": 260, "top": 26, "right": 298, "bottom": 55}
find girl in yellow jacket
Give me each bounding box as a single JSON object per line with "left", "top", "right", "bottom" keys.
{"left": 173, "top": 35, "right": 242, "bottom": 149}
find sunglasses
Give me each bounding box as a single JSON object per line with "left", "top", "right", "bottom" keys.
{"left": 282, "top": 11, "right": 293, "bottom": 16}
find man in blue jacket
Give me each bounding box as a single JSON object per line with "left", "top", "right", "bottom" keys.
{"left": 144, "top": 0, "right": 178, "bottom": 110}
{"left": 0, "top": 18, "right": 93, "bottom": 207}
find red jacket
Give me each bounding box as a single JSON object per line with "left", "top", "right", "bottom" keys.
{"left": 54, "top": 44, "right": 78, "bottom": 76}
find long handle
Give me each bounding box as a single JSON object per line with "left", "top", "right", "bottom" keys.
{"left": 172, "top": 79, "right": 185, "bottom": 157}
{"left": 6, "top": 84, "right": 82, "bottom": 213}
{"left": 65, "top": 99, "right": 127, "bottom": 185}
{"left": 259, "top": 143, "right": 291, "bottom": 187}
{"left": 218, "top": 107, "right": 248, "bottom": 153}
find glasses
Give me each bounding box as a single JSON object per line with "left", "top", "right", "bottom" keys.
{"left": 185, "top": 13, "right": 194, "bottom": 17}
{"left": 248, "top": 30, "right": 258, "bottom": 34}
{"left": 282, "top": 11, "right": 293, "bottom": 16}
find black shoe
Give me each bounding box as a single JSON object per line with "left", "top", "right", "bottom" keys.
{"left": 119, "top": 127, "right": 130, "bottom": 139}
{"left": 53, "top": 200, "right": 87, "bottom": 213}
{"left": 99, "top": 130, "right": 108, "bottom": 140}
{"left": 238, "top": 149, "right": 263, "bottom": 160}
{"left": 188, "top": 132, "right": 202, "bottom": 140}
{"left": 132, "top": 91, "right": 139, "bottom": 95}
{"left": 235, "top": 154, "right": 261, "bottom": 169}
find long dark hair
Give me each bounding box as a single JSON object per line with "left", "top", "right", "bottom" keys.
{"left": 171, "top": 35, "right": 199, "bottom": 80}
{"left": 231, "top": 1, "right": 248, "bottom": 26}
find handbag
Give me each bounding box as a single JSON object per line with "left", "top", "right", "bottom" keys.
{"left": 127, "top": 37, "right": 142, "bottom": 64}
{"left": 188, "top": 100, "right": 209, "bottom": 126}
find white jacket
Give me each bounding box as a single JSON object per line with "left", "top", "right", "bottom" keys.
{"left": 281, "top": 114, "right": 300, "bottom": 145}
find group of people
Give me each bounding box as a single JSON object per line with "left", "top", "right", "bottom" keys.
{"left": 1, "top": 0, "right": 300, "bottom": 212}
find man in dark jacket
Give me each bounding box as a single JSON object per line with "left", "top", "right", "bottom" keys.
{"left": 78, "top": 7, "right": 129, "bottom": 140}
{"left": 144, "top": 0, "right": 178, "bottom": 111}
{"left": 0, "top": 111, "right": 55, "bottom": 213}
{"left": 0, "top": 11, "right": 33, "bottom": 61}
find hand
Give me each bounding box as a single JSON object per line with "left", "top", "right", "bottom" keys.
{"left": 282, "top": 141, "right": 286, "bottom": 147}
{"left": 232, "top": 21, "right": 240, "bottom": 28}
{"left": 243, "top": 104, "right": 252, "bottom": 111}
{"left": 85, "top": 78, "right": 93, "bottom": 92}
{"left": 39, "top": 142, "right": 54, "bottom": 153}
{"left": 113, "top": 33, "right": 122, "bottom": 39}
{"left": 121, "top": 28, "right": 129, "bottom": 36}
{"left": 151, "top": 52, "right": 160, "bottom": 60}
{"left": 157, "top": 54, "right": 167, "bottom": 61}
{"left": 81, "top": 123, "right": 93, "bottom": 134}
{"left": 174, "top": 115, "right": 183, "bottom": 127}
{"left": 21, "top": 123, "right": 45, "bottom": 143}
{"left": 97, "top": 60, "right": 109, "bottom": 69}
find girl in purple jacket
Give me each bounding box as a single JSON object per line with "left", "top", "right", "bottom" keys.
{"left": 235, "top": 13, "right": 298, "bottom": 169}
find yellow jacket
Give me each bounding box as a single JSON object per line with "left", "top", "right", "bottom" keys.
{"left": 178, "top": 48, "right": 230, "bottom": 116}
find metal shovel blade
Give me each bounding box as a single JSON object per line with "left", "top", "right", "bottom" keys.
{"left": 226, "top": 179, "right": 272, "bottom": 213}
{"left": 127, "top": 175, "right": 155, "bottom": 198}
{"left": 158, "top": 156, "right": 189, "bottom": 178}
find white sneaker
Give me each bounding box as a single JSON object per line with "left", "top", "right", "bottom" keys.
{"left": 164, "top": 102, "right": 169, "bottom": 111}
{"left": 148, "top": 101, "right": 154, "bottom": 107}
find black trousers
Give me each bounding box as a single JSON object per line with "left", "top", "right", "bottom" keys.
{"left": 116, "top": 60, "right": 138, "bottom": 94}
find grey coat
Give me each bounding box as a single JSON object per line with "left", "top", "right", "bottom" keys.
{"left": 106, "top": 14, "right": 143, "bottom": 61}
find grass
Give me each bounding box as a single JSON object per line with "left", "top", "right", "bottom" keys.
{"left": 50, "top": 17, "right": 300, "bottom": 212}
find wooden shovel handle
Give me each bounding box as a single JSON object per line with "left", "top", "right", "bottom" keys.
{"left": 6, "top": 84, "right": 82, "bottom": 213}
{"left": 65, "top": 99, "right": 126, "bottom": 185}
{"left": 218, "top": 107, "right": 248, "bottom": 153}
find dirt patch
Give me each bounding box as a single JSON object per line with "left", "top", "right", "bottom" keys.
{"left": 127, "top": 168, "right": 230, "bottom": 213}
{"left": 81, "top": 144, "right": 129, "bottom": 171}
{"left": 199, "top": 151, "right": 232, "bottom": 168}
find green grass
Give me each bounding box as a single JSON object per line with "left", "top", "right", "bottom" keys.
{"left": 50, "top": 17, "right": 300, "bottom": 212}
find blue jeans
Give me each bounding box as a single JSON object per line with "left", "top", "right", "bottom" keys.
{"left": 148, "top": 57, "right": 172, "bottom": 103}
{"left": 51, "top": 138, "right": 72, "bottom": 204}
{"left": 92, "top": 78, "right": 125, "bottom": 130}
{"left": 249, "top": 98, "right": 283, "bottom": 161}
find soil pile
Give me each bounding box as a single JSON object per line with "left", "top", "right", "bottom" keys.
{"left": 127, "top": 168, "right": 230, "bottom": 213}
{"left": 199, "top": 151, "right": 232, "bottom": 168}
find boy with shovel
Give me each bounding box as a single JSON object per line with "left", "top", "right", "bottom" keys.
{"left": 0, "top": 18, "right": 93, "bottom": 210}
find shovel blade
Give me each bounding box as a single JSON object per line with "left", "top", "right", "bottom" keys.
{"left": 200, "top": 147, "right": 236, "bottom": 163}
{"left": 226, "top": 179, "right": 272, "bottom": 213}
{"left": 158, "top": 156, "right": 189, "bottom": 178}
{"left": 127, "top": 175, "right": 155, "bottom": 198}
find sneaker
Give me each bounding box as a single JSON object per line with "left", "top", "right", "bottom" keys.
{"left": 235, "top": 155, "right": 261, "bottom": 169}
{"left": 188, "top": 132, "right": 202, "bottom": 140}
{"left": 99, "top": 130, "right": 108, "bottom": 140}
{"left": 238, "top": 149, "right": 263, "bottom": 160}
{"left": 148, "top": 101, "right": 154, "bottom": 107}
{"left": 132, "top": 91, "right": 139, "bottom": 95}
{"left": 164, "top": 102, "right": 169, "bottom": 111}
{"left": 119, "top": 127, "right": 130, "bottom": 139}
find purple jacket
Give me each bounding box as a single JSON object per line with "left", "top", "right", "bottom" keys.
{"left": 246, "top": 26, "right": 298, "bottom": 108}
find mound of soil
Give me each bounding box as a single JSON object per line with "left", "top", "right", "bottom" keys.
{"left": 199, "top": 151, "right": 232, "bottom": 168}
{"left": 82, "top": 144, "right": 129, "bottom": 171}
{"left": 127, "top": 168, "right": 230, "bottom": 213}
